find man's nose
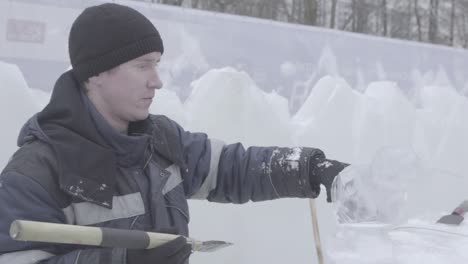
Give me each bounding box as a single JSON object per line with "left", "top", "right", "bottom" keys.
{"left": 148, "top": 69, "right": 163, "bottom": 90}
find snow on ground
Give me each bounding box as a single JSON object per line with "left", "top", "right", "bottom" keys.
{"left": 329, "top": 219, "right": 468, "bottom": 264}
{"left": 1, "top": 56, "right": 468, "bottom": 264}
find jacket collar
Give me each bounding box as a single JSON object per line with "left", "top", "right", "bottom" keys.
{"left": 20, "top": 71, "right": 186, "bottom": 208}
{"left": 27, "top": 71, "right": 183, "bottom": 208}
{"left": 81, "top": 89, "right": 150, "bottom": 169}
{"left": 36, "top": 71, "right": 118, "bottom": 208}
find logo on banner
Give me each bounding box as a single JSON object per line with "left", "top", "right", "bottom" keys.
{"left": 6, "top": 19, "right": 46, "bottom": 44}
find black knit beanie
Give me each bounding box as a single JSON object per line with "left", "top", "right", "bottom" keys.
{"left": 69, "top": 3, "right": 164, "bottom": 82}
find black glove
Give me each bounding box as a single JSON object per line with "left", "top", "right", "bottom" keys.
{"left": 127, "top": 236, "right": 192, "bottom": 264}
{"left": 309, "top": 158, "right": 349, "bottom": 202}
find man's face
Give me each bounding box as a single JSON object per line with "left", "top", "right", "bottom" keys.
{"left": 89, "top": 52, "right": 163, "bottom": 129}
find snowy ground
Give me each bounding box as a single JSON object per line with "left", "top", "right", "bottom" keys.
{"left": 1, "top": 60, "right": 467, "bottom": 263}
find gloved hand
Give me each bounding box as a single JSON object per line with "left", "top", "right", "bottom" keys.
{"left": 309, "top": 157, "right": 349, "bottom": 202}
{"left": 127, "top": 236, "right": 192, "bottom": 264}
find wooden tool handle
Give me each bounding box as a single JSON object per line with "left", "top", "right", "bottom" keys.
{"left": 309, "top": 200, "right": 324, "bottom": 264}
{"left": 10, "top": 220, "right": 103, "bottom": 246}
{"left": 10, "top": 220, "right": 179, "bottom": 249}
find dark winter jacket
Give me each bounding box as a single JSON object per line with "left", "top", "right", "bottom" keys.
{"left": 0, "top": 71, "right": 325, "bottom": 264}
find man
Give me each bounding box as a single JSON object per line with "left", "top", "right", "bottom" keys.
{"left": 0, "top": 3, "right": 348, "bottom": 264}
